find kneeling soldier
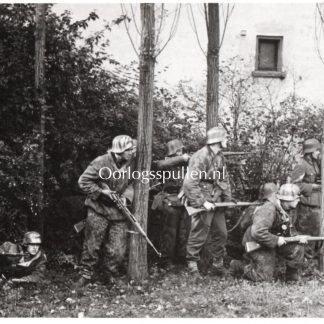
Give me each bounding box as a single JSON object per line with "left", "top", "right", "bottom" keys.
{"left": 0, "top": 231, "right": 46, "bottom": 284}
{"left": 230, "top": 184, "right": 305, "bottom": 282}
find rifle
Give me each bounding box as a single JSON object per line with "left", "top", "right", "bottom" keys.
{"left": 76, "top": 184, "right": 162, "bottom": 258}
{"left": 109, "top": 192, "right": 162, "bottom": 257}
{"left": 223, "top": 151, "right": 256, "bottom": 157}
{"left": 245, "top": 235, "right": 324, "bottom": 253}
{"left": 185, "top": 201, "right": 261, "bottom": 217}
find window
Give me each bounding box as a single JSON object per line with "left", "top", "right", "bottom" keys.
{"left": 252, "top": 35, "right": 286, "bottom": 79}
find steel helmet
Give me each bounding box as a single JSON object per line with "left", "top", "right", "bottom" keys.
{"left": 277, "top": 184, "right": 300, "bottom": 201}
{"left": 23, "top": 231, "right": 42, "bottom": 245}
{"left": 259, "top": 183, "right": 278, "bottom": 200}
{"left": 206, "top": 127, "right": 227, "bottom": 145}
{"left": 303, "top": 138, "right": 320, "bottom": 154}
{"left": 166, "top": 139, "right": 184, "bottom": 156}
{"left": 111, "top": 135, "right": 133, "bottom": 154}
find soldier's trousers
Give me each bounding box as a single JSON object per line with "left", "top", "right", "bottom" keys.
{"left": 243, "top": 243, "right": 304, "bottom": 282}
{"left": 186, "top": 209, "right": 227, "bottom": 262}
{"left": 80, "top": 208, "right": 128, "bottom": 279}
{"left": 160, "top": 203, "right": 190, "bottom": 262}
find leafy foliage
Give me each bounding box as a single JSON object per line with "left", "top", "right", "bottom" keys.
{"left": 0, "top": 4, "right": 202, "bottom": 242}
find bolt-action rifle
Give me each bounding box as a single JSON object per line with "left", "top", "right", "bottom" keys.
{"left": 185, "top": 201, "right": 260, "bottom": 217}
{"left": 222, "top": 151, "right": 256, "bottom": 157}
{"left": 108, "top": 191, "right": 162, "bottom": 257}
{"left": 245, "top": 235, "right": 324, "bottom": 253}
{"left": 74, "top": 184, "right": 162, "bottom": 258}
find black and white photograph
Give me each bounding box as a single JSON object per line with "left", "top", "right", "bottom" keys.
{"left": 1, "top": 0, "right": 324, "bottom": 318}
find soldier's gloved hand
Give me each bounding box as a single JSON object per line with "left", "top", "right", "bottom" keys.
{"left": 228, "top": 197, "right": 237, "bottom": 204}
{"left": 298, "top": 236, "right": 308, "bottom": 244}
{"left": 101, "top": 189, "right": 116, "bottom": 200}
{"left": 182, "top": 153, "right": 191, "bottom": 162}
{"left": 203, "top": 201, "right": 215, "bottom": 211}
{"left": 277, "top": 236, "right": 287, "bottom": 247}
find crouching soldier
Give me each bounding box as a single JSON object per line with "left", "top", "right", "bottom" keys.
{"left": 0, "top": 231, "right": 46, "bottom": 285}
{"left": 75, "top": 135, "right": 135, "bottom": 288}
{"left": 183, "top": 126, "right": 235, "bottom": 276}
{"left": 152, "top": 139, "right": 190, "bottom": 267}
{"left": 240, "top": 183, "right": 278, "bottom": 234}
{"left": 230, "top": 184, "right": 305, "bottom": 282}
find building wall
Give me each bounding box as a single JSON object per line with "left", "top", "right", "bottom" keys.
{"left": 220, "top": 3, "right": 324, "bottom": 104}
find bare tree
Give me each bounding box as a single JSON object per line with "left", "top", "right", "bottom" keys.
{"left": 187, "top": 3, "right": 234, "bottom": 130}
{"left": 315, "top": 3, "right": 324, "bottom": 64}
{"left": 118, "top": 4, "right": 181, "bottom": 280}
{"left": 128, "top": 3, "right": 155, "bottom": 281}
{"left": 315, "top": 3, "right": 324, "bottom": 272}
{"left": 320, "top": 119, "right": 324, "bottom": 272}
{"left": 34, "top": 3, "right": 47, "bottom": 234}
{"left": 206, "top": 3, "right": 220, "bottom": 129}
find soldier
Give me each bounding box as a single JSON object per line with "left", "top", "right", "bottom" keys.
{"left": 0, "top": 231, "right": 46, "bottom": 284}
{"left": 152, "top": 139, "right": 190, "bottom": 267}
{"left": 230, "top": 184, "right": 305, "bottom": 282}
{"left": 75, "top": 135, "right": 135, "bottom": 287}
{"left": 290, "top": 139, "right": 321, "bottom": 249}
{"left": 240, "top": 183, "right": 278, "bottom": 234}
{"left": 182, "top": 126, "right": 236, "bottom": 275}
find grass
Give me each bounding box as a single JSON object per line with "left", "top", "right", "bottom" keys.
{"left": 1, "top": 261, "right": 324, "bottom": 317}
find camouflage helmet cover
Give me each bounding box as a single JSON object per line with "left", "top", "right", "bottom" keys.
{"left": 277, "top": 184, "right": 300, "bottom": 201}
{"left": 206, "top": 127, "right": 227, "bottom": 145}
{"left": 111, "top": 135, "right": 133, "bottom": 154}
{"left": 303, "top": 138, "right": 320, "bottom": 154}
{"left": 23, "top": 231, "right": 42, "bottom": 245}
{"left": 166, "top": 139, "right": 184, "bottom": 156}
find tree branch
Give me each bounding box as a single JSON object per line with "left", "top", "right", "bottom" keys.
{"left": 120, "top": 4, "right": 139, "bottom": 57}
{"left": 187, "top": 4, "right": 206, "bottom": 57}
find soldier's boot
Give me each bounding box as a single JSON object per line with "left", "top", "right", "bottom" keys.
{"left": 74, "top": 276, "right": 91, "bottom": 289}
{"left": 187, "top": 261, "right": 200, "bottom": 274}
{"left": 210, "top": 258, "right": 228, "bottom": 277}
{"left": 285, "top": 266, "right": 300, "bottom": 282}
{"left": 229, "top": 259, "right": 245, "bottom": 278}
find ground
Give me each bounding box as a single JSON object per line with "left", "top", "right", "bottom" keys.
{"left": 1, "top": 261, "right": 324, "bottom": 318}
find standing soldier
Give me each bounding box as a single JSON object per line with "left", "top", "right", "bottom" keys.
{"left": 230, "top": 184, "right": 305, "bottom": 282}
{"left": 182, "top": 126, "right": 236, "bottom": 276}
{"left": 75, "top": 135, "right": 135, "bottom": 288}
{"left": 152, "top": 140, "right": 190, "bottom": 267}
{"left": 290, "top": 138, "right": 321, "bottom": 256}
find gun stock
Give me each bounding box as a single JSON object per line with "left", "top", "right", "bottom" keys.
{"left": 245, "top": 241, "right": 262, "bottom": 253}
{"left": 74, "top": 220, "right": 86, "bottom": 233}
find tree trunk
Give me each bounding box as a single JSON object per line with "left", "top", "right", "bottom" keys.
{"left": 206, "top": 3, "right": 220, "bottom": 130}
{"left": 128, "top": 3, "right": 155, "bottom": 281}
{"left": 319, "top": 122, "right": 324, "bottom": 272}
{"left": 35, "top": 4, "right": 47, "bottom": 235}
